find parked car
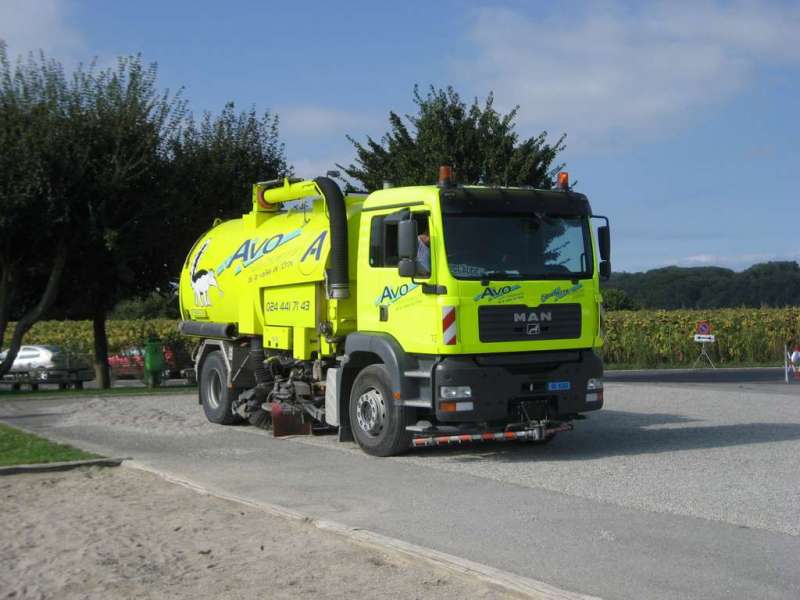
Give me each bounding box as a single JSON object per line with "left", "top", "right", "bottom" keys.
{"left": 108, "top": 345, "right": 188, "bottom": 380}
{"left": 0, "top": 345, "right": 94, "bottom": 390}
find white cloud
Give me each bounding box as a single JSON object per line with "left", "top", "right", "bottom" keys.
{"left": 0, "top": 0, "right": 85, "bottom": 64}
{"left": 279, "top": 106, "right": 377, "bottom": 137}
{"left": 462, "top": 2, "right": 800, "bottom": 150}
{"left": 290, "top": 156, "right": 347, "bottom": 179}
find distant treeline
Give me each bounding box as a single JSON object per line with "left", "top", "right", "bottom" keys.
{"left": 603, "top": 261, "right": 800, "bottom": 310}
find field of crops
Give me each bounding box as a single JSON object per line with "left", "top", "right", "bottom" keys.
{"left": 605, "top": 308, "right": 799, "bottom": 367}
{"left": 6, "top": 308, "right": 799, "bottom": 368}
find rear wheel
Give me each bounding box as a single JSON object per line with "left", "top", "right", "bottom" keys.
{"left": 349, "top": 365, "right": 411, "bottom": 457}
{"left": 200, "top": 351, "right": 242, "bottom": 425}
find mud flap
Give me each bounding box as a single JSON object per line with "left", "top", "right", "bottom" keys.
{"left": 271, "top": 402, "right": 311, "bottom": 437}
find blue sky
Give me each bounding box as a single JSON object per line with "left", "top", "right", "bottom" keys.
{"left": 2, "top": 0, "right": 799, "bottom": 272}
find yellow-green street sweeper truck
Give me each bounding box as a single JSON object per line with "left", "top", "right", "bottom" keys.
{"left": 178, "top": 168, "right": 611, "bottom": 456}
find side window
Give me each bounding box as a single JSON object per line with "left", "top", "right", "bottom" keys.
{"left": 369, "top": 209, "right": 429, "bottom": 268}
{"left": 369, "top": 216, "right": 383, "bottom": 266}
{"left": 383, "top": 222, "right": 398, "bottom": 266}
{"left": 368, "top": 215, "right": 399, "bottom": 267}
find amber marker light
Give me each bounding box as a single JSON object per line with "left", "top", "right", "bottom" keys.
{"left": 438, "top": 165, "right": 454, "bottom": 187}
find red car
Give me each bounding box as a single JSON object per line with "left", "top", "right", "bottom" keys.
{"left": 108, "top": 346, "right": 180, "bottom": 379}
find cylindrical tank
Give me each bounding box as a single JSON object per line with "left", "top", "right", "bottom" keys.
{"left": 178, "top": 202, "right": 332, "bottom": 333}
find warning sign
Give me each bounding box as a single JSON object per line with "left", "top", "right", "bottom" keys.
{"left": 695, "top": 320, "right": 712, "bottom": 335}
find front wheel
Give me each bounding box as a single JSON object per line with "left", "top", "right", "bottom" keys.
{"left": 349, "top": 364, "right": 411, "bottom": 457}
{"left": 199, "top": 351, "right": 242, "bottom": 425}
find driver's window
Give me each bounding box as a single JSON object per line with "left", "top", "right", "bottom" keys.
{"left": 413, "top": 213, "right": 431, "bottom": 275}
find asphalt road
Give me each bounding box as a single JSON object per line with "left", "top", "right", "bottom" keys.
{"left": 2, "top": 378, "right": 798, "bottom": 600}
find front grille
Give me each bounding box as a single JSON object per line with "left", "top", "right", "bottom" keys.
{"left": 478, "top": 303, "right": 581, "bottom": 342}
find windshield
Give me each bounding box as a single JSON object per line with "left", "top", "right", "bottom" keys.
{"left": 442, "top": 213, "right": 592, "bottom": 280}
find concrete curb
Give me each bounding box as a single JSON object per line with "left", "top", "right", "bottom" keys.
{"left": 125, "top": 460, "right": 601, "bottom": 600}
{"left": 0, "top": 457, "right": 127, "bottom": 476}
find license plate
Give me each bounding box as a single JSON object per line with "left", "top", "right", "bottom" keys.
{"left": 547, "top": 381, "right": 571, "bottom": 391}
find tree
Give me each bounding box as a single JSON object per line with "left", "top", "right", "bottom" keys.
{"left": 109, "top": 292, "right": 180, "bottom": 320}
{"left": 601, "top": 288, "right": 638, "bottom": 311}
{"left": 606, "top": 262, "right": 800, "bottom": 309}
{"left": 341, "top": 85, "right": 565, "bottom": 190}
{"left": 162, "top": 102, "right": 291, "bottom": 276}
{"left": 0, "top": 44, "right": 91, "bottom": 377}
{"left": 54, "top": 56, "right": 186, "bottom": 387}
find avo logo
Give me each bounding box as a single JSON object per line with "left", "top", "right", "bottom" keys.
{"left": 375, "top": 283, "right": 419, "bottom": 305}
{"left": 540, "top": 282, "right": 583, "bottom": 303}
{"left": 474, "top": 284, "right": 522, "bottom": 302}
{"left": 218, "top": 227, "right": 304, "bottom": 275}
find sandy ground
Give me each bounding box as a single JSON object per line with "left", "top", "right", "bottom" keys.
{"left": 0, "top": 467, "right": 516, "bottom": 600}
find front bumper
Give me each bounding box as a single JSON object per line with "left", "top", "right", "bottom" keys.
{"left": 433, "top": 350, "right": 603, "bottom": 423}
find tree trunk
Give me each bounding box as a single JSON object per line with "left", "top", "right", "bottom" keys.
{"left": 93, "top": 308, "right": 111, "bottom": 389}
{"left": 0, "top": 263, "right": 9, "bottom": 351}
{"left": 0, "top": 243, "right": 68, "bottom": 377}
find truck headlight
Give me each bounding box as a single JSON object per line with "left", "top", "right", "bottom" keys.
{"left": 440, "top": 385, "right": 472, "bottom": 400}
{"left": 586, "top": 378, "right": 603, "bottom": 391}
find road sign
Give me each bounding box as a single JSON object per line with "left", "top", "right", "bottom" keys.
{"left": 694, "top": 334, "right": 716, "bottom": 343}
{"left": 695, "top": 320, "right": 712, "bottom": 335}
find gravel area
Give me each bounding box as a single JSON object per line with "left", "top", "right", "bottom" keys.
{"left": 0, "top": 467, "right": 517, "bottom": 600}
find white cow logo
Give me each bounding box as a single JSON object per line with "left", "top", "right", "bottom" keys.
{"left": 190, "top": 240, "right": 222, "bottom": 307}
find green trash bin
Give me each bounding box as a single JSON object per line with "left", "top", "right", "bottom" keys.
{"left": 143, "top": 337, "right": 165, "bottom": 388}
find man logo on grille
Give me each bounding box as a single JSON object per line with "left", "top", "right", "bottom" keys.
{"left": 526, "top": 323, "right": 541, "bottom": 335}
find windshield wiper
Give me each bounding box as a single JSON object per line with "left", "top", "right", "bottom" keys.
{"left": 479, "top": 271, "right": 523, "bottom": 286}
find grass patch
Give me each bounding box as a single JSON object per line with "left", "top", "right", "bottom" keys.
{"left": 0, "top": 423, "right": 99, "bottom": 466}
{"left": 0, "top": 384, "right": 196, "bottom": 401}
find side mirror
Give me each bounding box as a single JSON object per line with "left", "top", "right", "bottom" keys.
{"left": 599, "top": 260, "right": 611, "bottom": 280}
{"left": 397, "top": 219, "right": 418, "bottom": 278}
{"left": 398, "top": 219, "right": 418, "bottom": 260}
{"left": 598, "top": 225, "right": 610, "bottom": 262}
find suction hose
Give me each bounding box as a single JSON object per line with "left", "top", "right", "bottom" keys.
{"left": 313, "top": 176, "right": 350, "bottom": 299}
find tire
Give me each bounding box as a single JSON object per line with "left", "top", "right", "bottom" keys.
{"left": 349, "top": 364, "right": 411, "bottom": 457}
{"left": 199, "top": 351, "right": 242, "bottom": 425}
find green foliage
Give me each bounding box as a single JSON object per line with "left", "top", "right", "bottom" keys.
{"left": 608, "top": 262, "right": 800, "bottom": 309}
{"left": 8, "top": 319, "right": 188, "bottom": 358}
{"left": 0, "top": 45, "right": 291, "bottom": 386}
{"left": 162, "top": 102, "right": 291, "bottom": 275}
{"left": 604, "top": 308, "right": 799, "bottom": 367}
{"left": 109, "top": 292, "right": 179, "bottom": 320}
{"left": 0, "top": 423, "right": 99, "bottom": 466}
{"left": 602, "top": 288, "right": 638, "bottom": 311}
{"left": 57, "top": 54, "right": 188, "bottom": 316}
{"left": 341, "top": 85, "right": 565, "bottom": 190}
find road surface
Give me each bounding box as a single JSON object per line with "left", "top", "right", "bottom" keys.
{"left": 1, "top": 377, "right": 798, "bottom": 599}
